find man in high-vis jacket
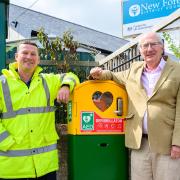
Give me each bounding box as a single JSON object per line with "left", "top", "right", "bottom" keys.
{"left": 0, "top": 41, "right": 79, "bottom": 180}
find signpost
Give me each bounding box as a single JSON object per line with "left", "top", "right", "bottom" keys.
{"left": 0, "top": 0, "right": 9, "bottom": 71}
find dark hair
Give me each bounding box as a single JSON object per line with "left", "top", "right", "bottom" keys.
{"left": 17, "top": 41, "right": 38, "bottom": 52}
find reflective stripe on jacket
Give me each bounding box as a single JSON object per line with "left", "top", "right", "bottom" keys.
{"left": 0, "top": 62, "right": 79, "bottom": 178}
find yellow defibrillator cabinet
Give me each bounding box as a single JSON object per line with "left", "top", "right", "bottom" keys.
{"left": 68, "top": 80, "right": 128, "bottom": 180}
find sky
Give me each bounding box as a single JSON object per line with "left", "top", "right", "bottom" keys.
{"left": 10, "top": 0, "right": 123, "bottom": 37}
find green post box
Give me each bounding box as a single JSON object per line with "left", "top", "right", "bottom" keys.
{"left": 68, "top": 80, "right": 129, "bottom": 180}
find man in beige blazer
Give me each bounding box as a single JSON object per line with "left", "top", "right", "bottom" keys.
{"left": 89, "top": 32, "right": 180, "bottom": 180}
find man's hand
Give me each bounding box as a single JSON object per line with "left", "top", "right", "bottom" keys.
{"left": 171, "top": 145, "right": 180, "bottom": 159}
{"left": 90, "top": 67, "right": 103, "bottom": 80}
{"left": 56, "top": 85, "right": 70, "bottom": 104}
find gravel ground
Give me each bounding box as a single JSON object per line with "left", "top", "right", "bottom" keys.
{"left": 56, "top": 124, "right": 68, "bottom": 180}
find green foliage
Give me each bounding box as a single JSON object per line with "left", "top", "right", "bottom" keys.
{"left": 37, "top": 28, "right": 81, "bottom": 124}
{"left": 163, "top": 32, "right": 180, "bottom": 59}
{"left": 37, "top": 28, "right": 80, "bottom": 72}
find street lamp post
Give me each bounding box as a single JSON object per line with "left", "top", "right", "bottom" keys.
{"left": 0, "top": 0, "right": 9, "bottom": 72}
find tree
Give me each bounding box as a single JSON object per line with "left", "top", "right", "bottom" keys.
{"left": 37, "top": 28, "right": 81, "bottom": 124}
{"left": 163, "top": 32, "right": 180, "bottom": 59}
{"left": 37, "top": 28, "right": 79, "bottom": 73}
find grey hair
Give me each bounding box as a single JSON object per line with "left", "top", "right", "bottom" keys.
{"left": 138, "top": 32, "right": 164, "bottom": 48}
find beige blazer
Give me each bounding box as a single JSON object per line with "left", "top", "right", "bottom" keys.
{"left": 100, "top": 57, "right": 180, "bottom": 154}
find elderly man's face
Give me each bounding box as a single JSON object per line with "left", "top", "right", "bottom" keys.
{"left": 139, "top": 33, "right": 164, "bottom": 67}
{"left": 15, "top": 44, "right": 40, "bottom": 74}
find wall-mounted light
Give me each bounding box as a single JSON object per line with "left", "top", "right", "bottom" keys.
{"left": 11, "top": 21, "right": 18, "bottom": 28}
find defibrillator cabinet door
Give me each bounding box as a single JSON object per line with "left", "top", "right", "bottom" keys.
{"left": 68, "top": 80, "right": 128, "bottom": 135}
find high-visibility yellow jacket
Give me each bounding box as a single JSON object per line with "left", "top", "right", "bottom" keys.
{"left": 0, "top": 62, "right": 79, "bottom": 178}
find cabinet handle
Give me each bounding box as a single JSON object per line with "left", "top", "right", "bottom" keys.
{"left": 114, "top": 98, "right": 123, "bottom": 116}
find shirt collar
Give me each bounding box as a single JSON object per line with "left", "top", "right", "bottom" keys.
{"left": 144, "top": 57, "right": 166, "bottom": 73}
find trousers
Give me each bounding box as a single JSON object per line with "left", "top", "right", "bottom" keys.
{"left": 0, "top": 171, "right": 57, "bottom": 180}
{"left": 131, "top": 137, "right": 180, "bottom": 180}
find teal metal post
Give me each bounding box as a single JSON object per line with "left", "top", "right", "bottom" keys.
{"left": 0, "top": 0, "right": 9, "bottom": 71}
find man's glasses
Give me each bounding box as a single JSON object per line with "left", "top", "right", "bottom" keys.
{"left": 140, "top": 42, "right": 161, "bottom": 50}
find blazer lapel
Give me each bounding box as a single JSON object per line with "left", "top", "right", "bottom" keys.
{"left": 150, "top": 59, "right": 174, "bottom": 98}
{"left": 136, "top": 64, "right": 147, "bottom": 98}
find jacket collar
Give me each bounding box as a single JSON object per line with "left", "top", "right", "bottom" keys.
{"left": 151, "top": 57, "right": 174, "bottom": 98}
{"left": 2, "top": 62, "right": 43, "bottom": 79}
{"left": 136, "top": 57, "right": 174, "bottom": 99}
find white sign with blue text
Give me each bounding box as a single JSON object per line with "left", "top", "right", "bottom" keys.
{"left": 122, "top": 0, "right": 180, "bottom": 36}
